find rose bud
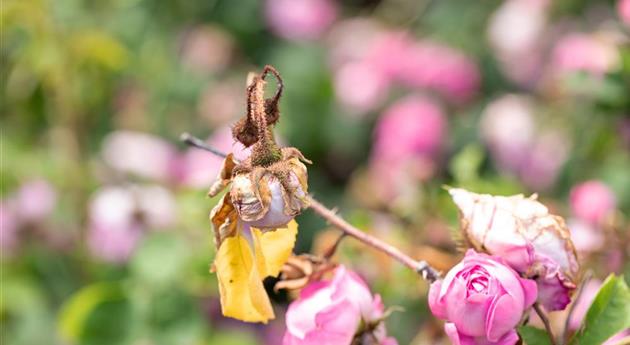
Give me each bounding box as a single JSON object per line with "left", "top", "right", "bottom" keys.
{"left": 429, "top": 250, "right": 537, "bottom": 345}
{"left": 569, "top": 180, "right": 616, "bottom": 225}
{"left": 283, "top": 265, "right": 397, "bottom": 345}
{"left": 449, "top": 188, "right": 579, "bottom": 311}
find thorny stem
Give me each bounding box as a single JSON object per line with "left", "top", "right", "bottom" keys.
{"left": 180, "top": 133, "right": 441, "bottom": 283}
{"left": 307, "top": 196, "right": 440, "bottom": 282}
{"left": 533, "top": 303, "right": 558, "bottom": 345}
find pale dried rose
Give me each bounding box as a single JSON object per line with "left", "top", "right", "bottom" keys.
{"left": 208, "top": 151, "right": 309, "bottom": 242}
{"left": 449, "top": 188, "right": 579, "bottom": 311}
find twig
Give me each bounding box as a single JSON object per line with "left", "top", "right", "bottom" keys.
{"left": 307, "top": 196, "right": 440, "bottom": 282}
{"left": 533, "top": 303, "right": 558, "bottom": 345}
{"left": 562, "top": 271, "right": 593, "bottom": 342}
{"left": 180, "top": 133, "right": 441, "bottom": 283}
{"left": 180, "top": 133, "right": 227, "bottom": 158}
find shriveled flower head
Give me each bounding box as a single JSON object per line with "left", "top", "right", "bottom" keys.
{"left": 208, "top": 66, "right": 310, "bottom": 323}
{"left": 449, "top": 188, "right": 579, "bottom": 311}
{"left": 429, "top": 250, "right": 537, "bottom": 345}
{"left": 283, "top": 265, "right": 397, "bottom": 345}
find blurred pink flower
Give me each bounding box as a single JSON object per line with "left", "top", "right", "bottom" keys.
{"left": 487, "top": 0, "right": 548, "bottom": 85}
{"left": 480, "top": 95, "right": 569, "bottom": 191}
{"left": 395, "top": 41, "right": 480, "bottom": 103}
{"left": 481, "top": 95, "right": 535, "bottom": 172}
{"left": 333, "top": 61, "right": 390, "bottom": 113}
{"left": 197, "top": 81, "right": 243, "bottom": 127}
{"left": 619, "top": 0, "right": 630, "bottom": 26}
{"left": 326, "top": 18, "right": 385, "bottom": 69}
{"left": 519, "top": 131, "right": 570, "bottom": 191}
{"left": 15, "top": 179, "right": 57, "bottom": 223}
{"left": 283, "top": 265, "right": 397, "bottom": 345}
{"left": 179, "top": 126, "right": 251, "bottom": 189}
{"left": 567, "top": 219, "right": 604, "bottom": 253}
{"left": 87, "top": 185, "right": 175, "bottom": 263}
{"left": 180, "top": 26, "right": 234, "bottom": 74}
{"left": 266, "top": 0, "right": 337, "bottom": 41}
{"left": 370, "top": 96, "right": 446, "bottom": 199}
{"left": 102, "top": 130, "right": 178, "bottom": 183}
{"left": 363, "top": 32, "right": 414, "bottom": 80}
{"left": 570, "top": 180, "right": 616, "bottom": 225}
{"left": 0, "top": 201, "right": 19, "bottom": 254}
{"left": 551, "top": 33, "right": 619, "bottom": 77}
{"left": 429, "top": 250, "right": 537, "bottom": 345}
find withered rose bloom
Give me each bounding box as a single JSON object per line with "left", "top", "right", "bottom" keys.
{"left": 449, "top": 188, "right": 579, "bottom": 311}
{"left": 206, "top": 66, "right": 311, "bottom": 323}
{"left": 209, "top": 65, "right": 311, "bottom": 241}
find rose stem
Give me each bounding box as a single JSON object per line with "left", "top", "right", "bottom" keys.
{"left": 180, "top": 132, "right": 441, "bottom": 283}
{"left": 562, "top": 271, "right": 592, "bottom": 342}
{"left": 533, "top": 303, "right": 558, "bottom": 345}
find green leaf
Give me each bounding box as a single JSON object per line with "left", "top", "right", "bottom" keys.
{"left": 519, "top": 326, "right": 552, "bottom": 345}
{"left": 58, "top": 282, "right": 131, "bottom": 345}
{"left": 570, "top": 275, "right": 630, "bottom": 345}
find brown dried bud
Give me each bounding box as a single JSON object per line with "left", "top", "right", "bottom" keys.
{"left": 274, "top": 254, "right": 336, "bottom": 291}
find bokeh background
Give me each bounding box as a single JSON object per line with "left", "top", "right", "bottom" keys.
{"left": 2, "top": 0, "right": 630, "bottom": 344}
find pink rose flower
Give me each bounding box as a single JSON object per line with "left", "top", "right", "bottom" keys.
{"left": 620, "top": 0, "right": 630, "bottom": 26}
{"left": 449, "top": 189, "right": 579, "bottom": 311}
{"left": 570, "top": 180, "right": 616, "bottom": 225}
{"left": 283, "top": 265, "right": 397, "bottom": 345}
{"left": 429, "top": 250, "right": 537, "bottom": 345}
{"left": 265, "top": 0, "right": 337, "bottom": 41}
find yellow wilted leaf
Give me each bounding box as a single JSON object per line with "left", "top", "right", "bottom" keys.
{"left": 214, "top": 220, "right": 299, "bottom": 323}
{"left": 252, "top": 220, "right": 299, "bottom": 278}
{"left": 215, "top": 232, "right": 274, "bottom": 323}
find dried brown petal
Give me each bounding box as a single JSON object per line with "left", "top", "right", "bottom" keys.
{"left": 208, "top": 154, "right": 237, "bottom": 197}
{"left": 274, "top": 254, "right": 336, "bottom": 291}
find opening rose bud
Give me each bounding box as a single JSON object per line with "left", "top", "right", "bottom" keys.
{"left": 283, "top": 265, "right": 397, "bottom": 345}
{"left": 449, "top": 188, "right": 579, "bottom": 311}
{"left": 428, "top": 250, "right": 537, "bottom": 345}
